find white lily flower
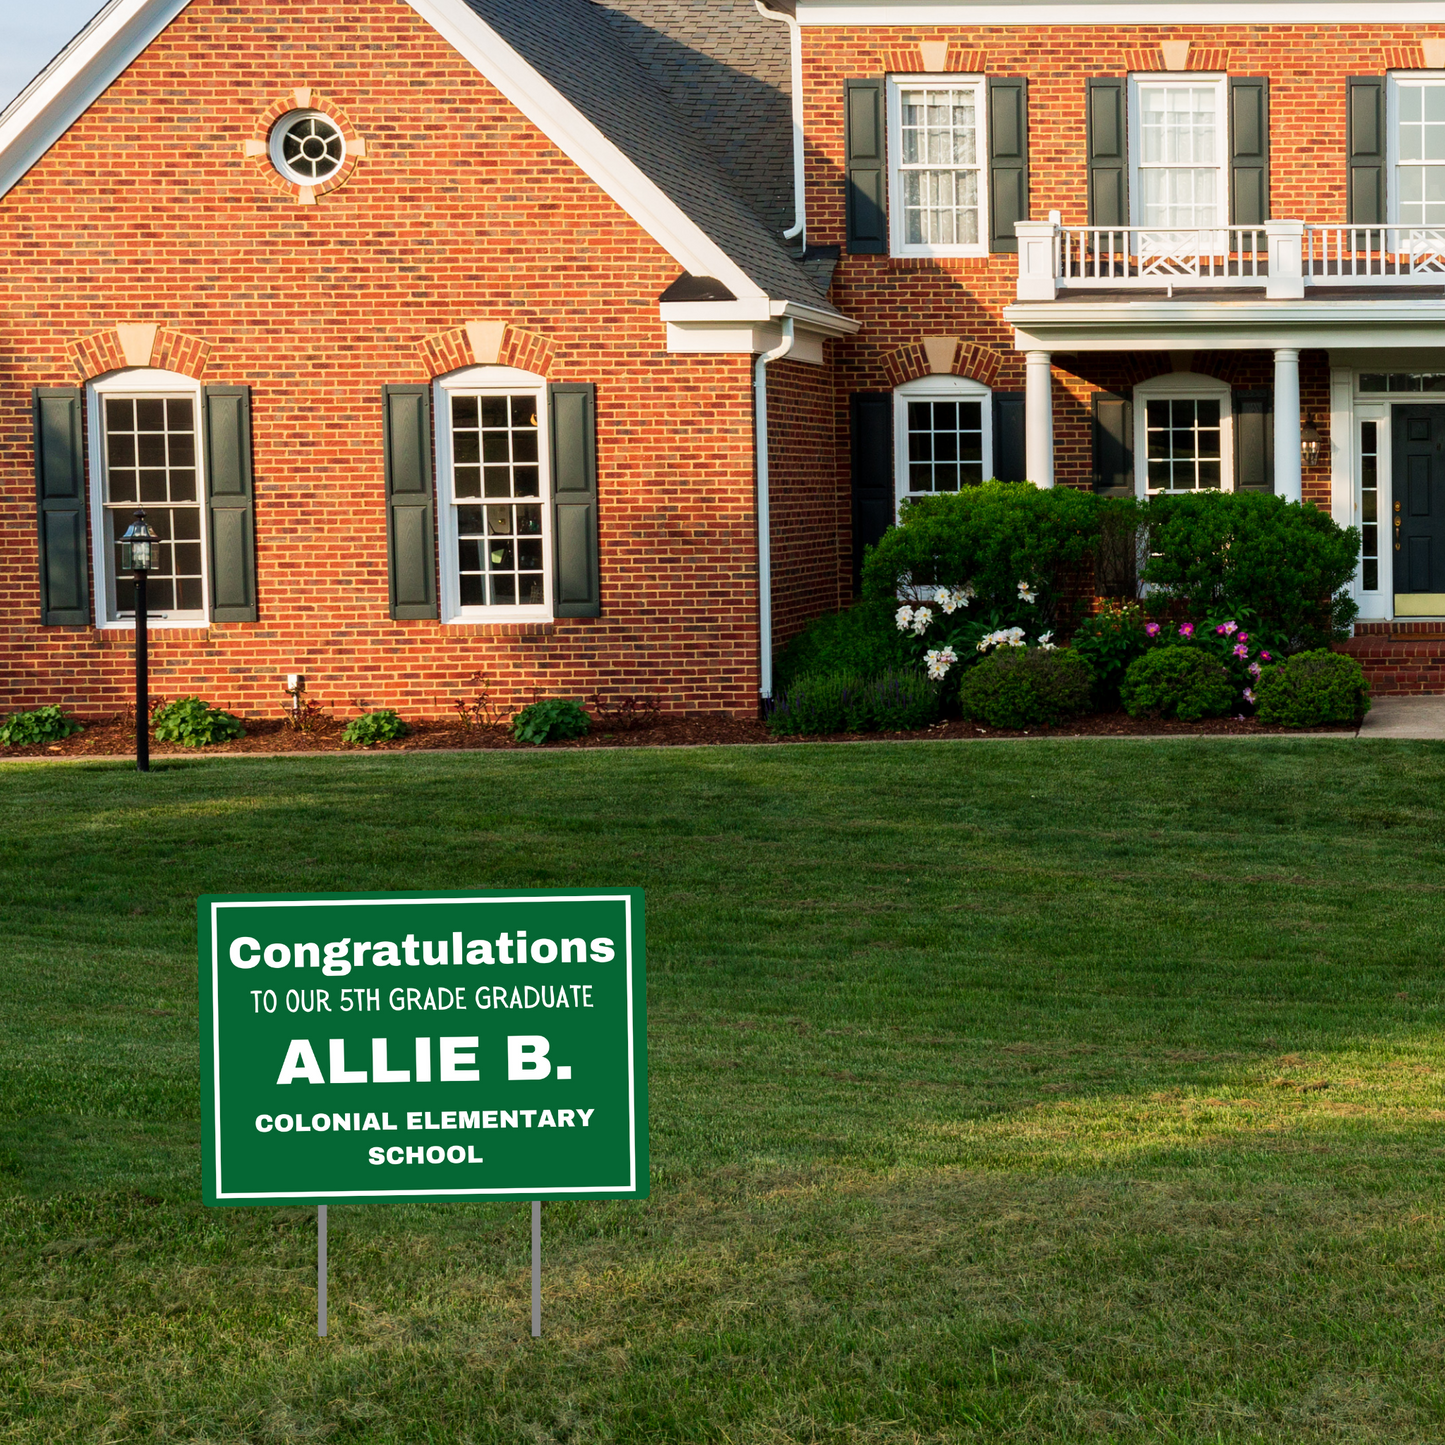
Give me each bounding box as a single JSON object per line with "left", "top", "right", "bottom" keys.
{"left": 895, "top": 605, "right": 914, "bottom": 632}
{"left": 911, "top": 606, "right": 933, "bottom": 635}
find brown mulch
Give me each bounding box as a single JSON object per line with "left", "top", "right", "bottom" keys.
{"left": 1, "top": 710, "right": 1358, "bottom": 760}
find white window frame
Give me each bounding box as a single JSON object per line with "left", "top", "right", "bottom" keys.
{"left": 1386, "top": 71, "right": 1445, "bottom": 228}
{"left": 87, "top": 367, "right": 208, "bottom": 629}
{"left": 1128, "top": 73, "right": 1229, "bottom": 232}
{"left": 887, "top": 74, "right": 989, "bottom": 259}
{"left": 893, "top": 374, "right": 993, "bottom": 516}
{"left": 434, "top": 365, "right": 553, "bottom": 624}
{"left": 1132, "top": 371, "right": 1233, "bottom": 498}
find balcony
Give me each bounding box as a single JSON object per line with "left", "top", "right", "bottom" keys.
{"left": 1015, "top": 219, "right": 1445, "bottom": 301}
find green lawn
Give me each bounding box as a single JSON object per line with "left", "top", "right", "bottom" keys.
{"left": 3, "top": 740, "right": 1445, "bottom": 1444}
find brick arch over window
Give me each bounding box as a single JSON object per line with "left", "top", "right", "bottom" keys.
{"left": 72, "top": 325, "right": 212, "bottom": 381}
{"left": 417, "top": 321, "right": 556, "bottom": 380}
{"left": 882, "top": 337, "right": 1002, "bottom": 390}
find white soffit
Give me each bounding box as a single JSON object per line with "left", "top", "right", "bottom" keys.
{"left": 798, "top": 2, "right": 1445, "bottom": 20}
{"left": 0, "top": 0, "right": 191, "bottom": 199}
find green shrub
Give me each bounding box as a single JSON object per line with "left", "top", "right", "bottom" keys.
{"left": 1140, "top": 491, "right": 1360, "bottom": 650}
{"left": 774, "top": 601, "right": 911, "bottom": 692}
{"left": 151, "top": 697, "right": 245, "bottom": 747}
{"left": 866, "top": 668, "right": 942, "bottom": 731}
{"left": 0, "top": 705, "right": 83, "bottom": 747}
{"left": 862, "top": 482, "right": 1105, "bottom": 641}
{"left": 1071, "top": 602, "right": 1151, "bottom": 708}
{"left": 767, "top": 672, "right": 867, "bottom": 736}
{"left": 511, "top": 699, "right": 591, "bottom": 746}
{"left": 1255, "top": 649, "right": 1371, "bottom": 727}
{"left": 1120, "top": 647, "right": 1235, "bottom": 722}
{"left": 957, "top": 648, "right": 1095, "bottom": 729}
{"left": 342, "top": 710, "right": 412, "bottom": 747}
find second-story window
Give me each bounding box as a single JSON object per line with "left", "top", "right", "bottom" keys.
{"left": 1392, "top": 76, "right": 1445, "bottom": 226}
{"left": 887, "top": 76, "right": 988, "bottom": 257}
{"left": 1130, "top": 76, "right": 1227, "bottom": 230}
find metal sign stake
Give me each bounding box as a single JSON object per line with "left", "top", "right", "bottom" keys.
{"left": 531, "top": 1200, "right": 542, "bottom": 1337}
{"left": 318, "top": 1205, "right": 328, "bottom": 1337}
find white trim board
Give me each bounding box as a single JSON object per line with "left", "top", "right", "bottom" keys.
{"left": 798, "top": 3, "right": 1445, "bottom": 21}
{"left": 0, "top": 0, "right": 769, "bottom": 306}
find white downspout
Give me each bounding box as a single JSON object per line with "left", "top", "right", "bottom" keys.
{"left": 754, "top": 317, "right": 796, "bottom": 702}
{"left": 755, "top": 0, "right": 805, "bottom": 244}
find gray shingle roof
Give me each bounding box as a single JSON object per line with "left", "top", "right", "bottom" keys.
{"left": 591, "top": 0, "right": 795, "bottom": 239}
{"left": 462, "top": 0, "right": 836, "bottom": 312}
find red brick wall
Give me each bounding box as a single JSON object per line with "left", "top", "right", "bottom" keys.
{"left": 766, "top": 354, "right": 848, "bottom": 651}
{"left": 0, "top": 0, "right": 768, "bottom": 720}
{"left": 808, "top": 24, "right": 1440, "bottom": 492}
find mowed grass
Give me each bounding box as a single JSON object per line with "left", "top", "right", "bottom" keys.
{"left": 2, "top": 740, "right": 1445, "bottom": 1444}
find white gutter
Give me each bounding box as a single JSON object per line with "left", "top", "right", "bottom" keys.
{"left": 754, "top": 1, "right": 805, "bottom": 245}
{"left": 754, "top": 318, "right": 796, "bottom": 702}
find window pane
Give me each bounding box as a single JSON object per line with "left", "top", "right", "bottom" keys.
{"left": 904, "top": 391, "right": 986, "bottom": 495}
{"left": 897, "top": 84, "right": 980, "bottom": 248}
{"left": 450, "top": 392, "right": 545, "bottom": 608}
{"left": 102, "top": 395, "right": 203, "bottom": 616}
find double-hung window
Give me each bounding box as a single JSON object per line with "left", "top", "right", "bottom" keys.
{"left": 894, "top": 376, "right": 993, "bottom": 513}
{"left": 1390, "top": 74, "right": 1445, "bottom": 226}
{"left": 887, "top": 76, "right": 989, "bottom": 257}
{"left": 88, "top": 370, "right": 207, "bottom": 624}
{"left": 434, "top": 366, "right": 551, "bottom": 621}
{"left": 1130, "top": 75, "right": 1228, "bottom": 231}
{"left": 1133, "top": 373, "right": 1233, "bottom": 496}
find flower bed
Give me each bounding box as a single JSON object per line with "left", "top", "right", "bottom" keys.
{"left": 0, "top": 708, "right": 1358, "bottom": 759}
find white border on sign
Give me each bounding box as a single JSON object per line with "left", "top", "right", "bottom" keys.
{"left": 208, "top": 894, "right": 639, "bottom": 1200}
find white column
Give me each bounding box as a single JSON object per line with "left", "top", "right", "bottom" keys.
{"left": 1015, "top": 220, "right": 1060, "bottom": 300}
{"left": 1273, "top": 348, "right": 1302, "bottom": 503}
{"left": 1025, "top": 350, "right": 1054, "bottom": 487}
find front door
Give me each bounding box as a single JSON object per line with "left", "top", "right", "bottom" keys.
{"left": 1393, "top": 405, "right": 1445, "bottom": 612}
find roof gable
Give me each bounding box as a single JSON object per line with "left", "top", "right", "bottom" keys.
{"left": 0, "top": 0, "right": 836, "bottom": 315}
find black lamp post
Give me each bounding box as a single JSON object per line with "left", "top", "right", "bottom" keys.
{"left": 119, "top": 509, "right": 159, "bottom": 773}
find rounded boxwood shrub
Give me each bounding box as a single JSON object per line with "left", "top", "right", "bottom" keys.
{"left": 1120, "top": 646, "right": 1234, "bottom": 722}
{"left": 343, "top": 709, "right": 411, "bottom": 747}
{"left": 511, "top": 698, "right": 591, "bottom": 746}
{"left": 957, "top": 647, "right": 1094, "bottom": 729}
{"left": 1255, "top": 649, "right": 1371, "bottom": 727}
{"left": 151, "top": 697, "right": 245, "bottom": 747}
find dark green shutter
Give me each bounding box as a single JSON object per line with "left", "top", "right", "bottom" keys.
{"left": 1087, "top": 78, "right": 1128, "bottom": 227}
{"left": 1234, "top": 388, "right": 1274, "bottom": 492}
{"left": 992, "top": 392, "right": 1026, "bottom": 481}
{"left": 1347, "top": 77, "right": 1385, "bottom": 224}
{"left": 202, "top": 386, "right": 257, "bottom": 622}
{"left": 382, "top": 384, "right": 437, "bottom": 620}
{"left": 549, "top": 383, "right": 600, "bottom": 618}
{"left": 33, "top": 387, "right": 90, "bottom": 626}
{"left": 850, "top": 393, "right": 892, "bottom": 587}
{"left": 1229, "top": 78, "right": 1270, "bottom": 226}
{"left": 1092, "top": 392, "right": 1133, "bottom": 495}
{"left": 988, "top": 78, "right": 1029, "bottom": 253}
{"left": 845, "top": 78, "right": 886, "bottom": 254}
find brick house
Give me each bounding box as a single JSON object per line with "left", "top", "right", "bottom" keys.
{"left": 6, "top": 0, "right": 1445, "bottom": 716}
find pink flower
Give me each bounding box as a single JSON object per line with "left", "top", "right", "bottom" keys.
{"left": 1248, "top": 661, "right": 1262, "bottom": 677}
{"left": 1215, "top": 624, "right": 1229, "bottom": 635}
{"left": 1233, "top": 643, "right": 1249, "bottom": 659}
{"left": 1243, "top": 687, "right": 1256, "bottom": 703}
{"left": 1222, "top": 621, "right": 1238, "bottom": 635}
{"left": 1179, "top": 623, "right": 1194, "bottom": 638}
{"left": 1145, "top": 622, "right": 1160, "bottom": 637}
{"left": 1260, "top": 651, "right": 1272, "bottom": 662}
{"left": 1238, "top": 632, "right": 1249, "bottom": 644}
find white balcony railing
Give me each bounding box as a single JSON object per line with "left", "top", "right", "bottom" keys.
{"left": 1014, "top": 218, "right": 1445, "bottom": 301}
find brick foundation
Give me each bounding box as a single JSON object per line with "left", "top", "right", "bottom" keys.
{"left": 1337, "top": 626, "right": 1445, "bottom": 695}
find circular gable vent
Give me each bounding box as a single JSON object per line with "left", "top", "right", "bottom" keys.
{"left": 269, "top": 111, "right": 345, "bottom": 185}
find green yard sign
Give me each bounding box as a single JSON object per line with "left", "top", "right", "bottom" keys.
{"left": 199, "top": 889, "right": 647, "bottom": 1206}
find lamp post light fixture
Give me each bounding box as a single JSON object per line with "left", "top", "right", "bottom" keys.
{"left": 1301, "top": 414, "right": 1323, "bottom": 470}
{"left": 119, "top": 509, "right": 159, "bottom": 773}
